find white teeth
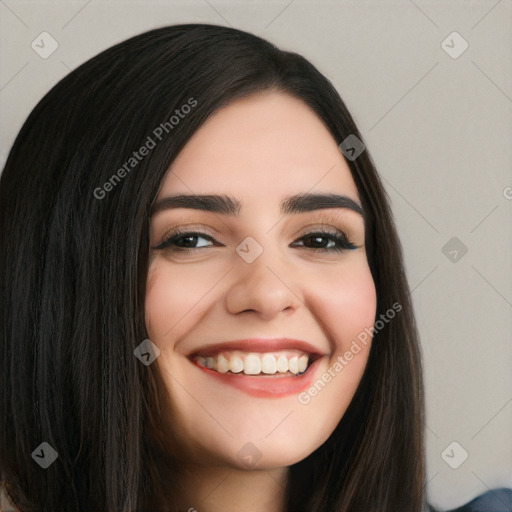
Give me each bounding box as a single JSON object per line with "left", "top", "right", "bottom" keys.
{"left": 261, "top": 354, "right": 277, "bottom": 375}
{"left": 288, "top": 356, "right": 299, "bottom": 375}
{"left": 276, "top": 355, "right": 288, "bottom": 373}
{"left": 229, "top": 355, "right": 244, "bottom": 373}
{"left": 244, "top": 354, "right": 262, "bottom": 375}
{"left": 195, "top": 351, "right": 313, "bottom": 376}
{"left": 298, "top": 355, "right": 308, "bottom": 373}
{"left": 217, "top": 354, "right": 229, "bottom": 373}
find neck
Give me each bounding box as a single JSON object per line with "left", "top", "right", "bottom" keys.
{"left": 170, "top": 463, "right": 289, "bottom": 512}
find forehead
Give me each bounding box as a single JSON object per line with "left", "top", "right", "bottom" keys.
{"left": 157, "top": 91, "right": 359, "bottom": 203}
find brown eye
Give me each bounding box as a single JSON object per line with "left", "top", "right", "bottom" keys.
{"left": 153, "top": 231, "right": 217, "bottom": 251}
{"left": 291, "top": 230, "right": 357, "bottom": 253}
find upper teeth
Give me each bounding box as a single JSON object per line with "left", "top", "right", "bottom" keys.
{"left": 195, "top": 351, "right": 310, "bottom": 376}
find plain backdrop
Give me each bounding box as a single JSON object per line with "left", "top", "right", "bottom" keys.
{"left": 1, "top": 1, "right": 511, "bottom": 509}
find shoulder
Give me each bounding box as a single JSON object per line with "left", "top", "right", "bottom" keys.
{"left": 429, "top": 488, "right": 512, "bottom": 512}
{"left": 456, "top": 488, "right": 512, "bottom": 512}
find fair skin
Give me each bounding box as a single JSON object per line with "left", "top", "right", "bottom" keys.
{"left": 145, "top": 91, "right": 377, "bottom": 511}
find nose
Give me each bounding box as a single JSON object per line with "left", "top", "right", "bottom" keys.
{"left": 224, "top": 241, "right": 303, "bottom": 320}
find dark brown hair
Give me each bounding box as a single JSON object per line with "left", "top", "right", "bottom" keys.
{"left": 0, "top": 24, "right": 426, "bottom": 511}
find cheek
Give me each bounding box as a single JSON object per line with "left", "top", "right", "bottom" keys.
{"left": 144, "top": 260, "right": 218, "bottom": 339}
{"left": 290, "top": 261, "right": 376, "bottom": 447}
{"left": 261, "top": 261, "right": 377, "bottom": 462}
{"left": 311, "top": 258, "right": 377, "bottom": 352}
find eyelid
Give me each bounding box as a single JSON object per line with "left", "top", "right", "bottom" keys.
{"left": 156, "top": 214, "right": 356, "bottom": 238}
{"left": 295, "top": 220, "right": 358, "bottom": 238}
{"left": 292, "top": 225, "right": 358, "bottom": 250}
{"left": 151, "top": 211, "right": 362, "bottom": 250}
{"left": 154, "top": 222, "right": 346, "bottom": 243}
{"left": 158, "top": 223, "right": 218, "bottom": 240}
{"left": 152, "top": 225, "right": 358, "bottom": 253}
{"left": 295, "top": 221, "right": 348, "bottom": 235}
{"left": 152, "top": 228, "right": 217, "bottom": 251}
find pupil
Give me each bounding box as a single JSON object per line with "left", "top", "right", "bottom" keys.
{"left": 182, "top": 235, "right": 196, "bottom": 247}
{"left": 312, "top": 236, "right": 325, "bottom": 247}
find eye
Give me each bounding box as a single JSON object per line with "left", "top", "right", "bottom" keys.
{"left": 153, "top": 230, "right": 218, "bottom": 252}
{"left": 153, "top": 228, "right": 358, "bottom": 254}
{"left": 291, "top": 229, "right": 357, "bottom": 253}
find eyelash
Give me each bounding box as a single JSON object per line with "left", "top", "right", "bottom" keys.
{"left": 153, "top": 227, "right": 358, "bottom": 253}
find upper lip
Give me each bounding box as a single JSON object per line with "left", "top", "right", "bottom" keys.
{"left": 186, "top": 338, "right": 326, "bottom": 358}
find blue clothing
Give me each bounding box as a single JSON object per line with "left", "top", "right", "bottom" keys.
{"left": 431, "top": 488, "right": 512, "bottom": 512}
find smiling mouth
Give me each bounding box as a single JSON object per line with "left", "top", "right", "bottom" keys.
{"left": 190, "top": 350, "right": 319, "bottom": 376}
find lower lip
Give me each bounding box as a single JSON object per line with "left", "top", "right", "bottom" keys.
{"left": 192, "top": 358, "right": 322, "bottom": 398}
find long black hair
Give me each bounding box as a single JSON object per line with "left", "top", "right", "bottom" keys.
{"left": 0, "top": 24, "right": 426, "bottom": 511}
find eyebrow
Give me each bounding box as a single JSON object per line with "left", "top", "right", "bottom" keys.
{"left": 150, "top": 192, "right": 363, "bottom": 217}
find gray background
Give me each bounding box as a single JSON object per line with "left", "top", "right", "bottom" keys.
{"left": 1, "top": 1, "right": 511, "bottom": 509}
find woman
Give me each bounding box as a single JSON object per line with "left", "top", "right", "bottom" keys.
{"left": 2, "top": 23, "right": 505, "bottom": 512}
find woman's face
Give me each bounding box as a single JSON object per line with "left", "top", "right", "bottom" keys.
{"left": 145, "top": 91, "right": 377, "bottom": 470}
